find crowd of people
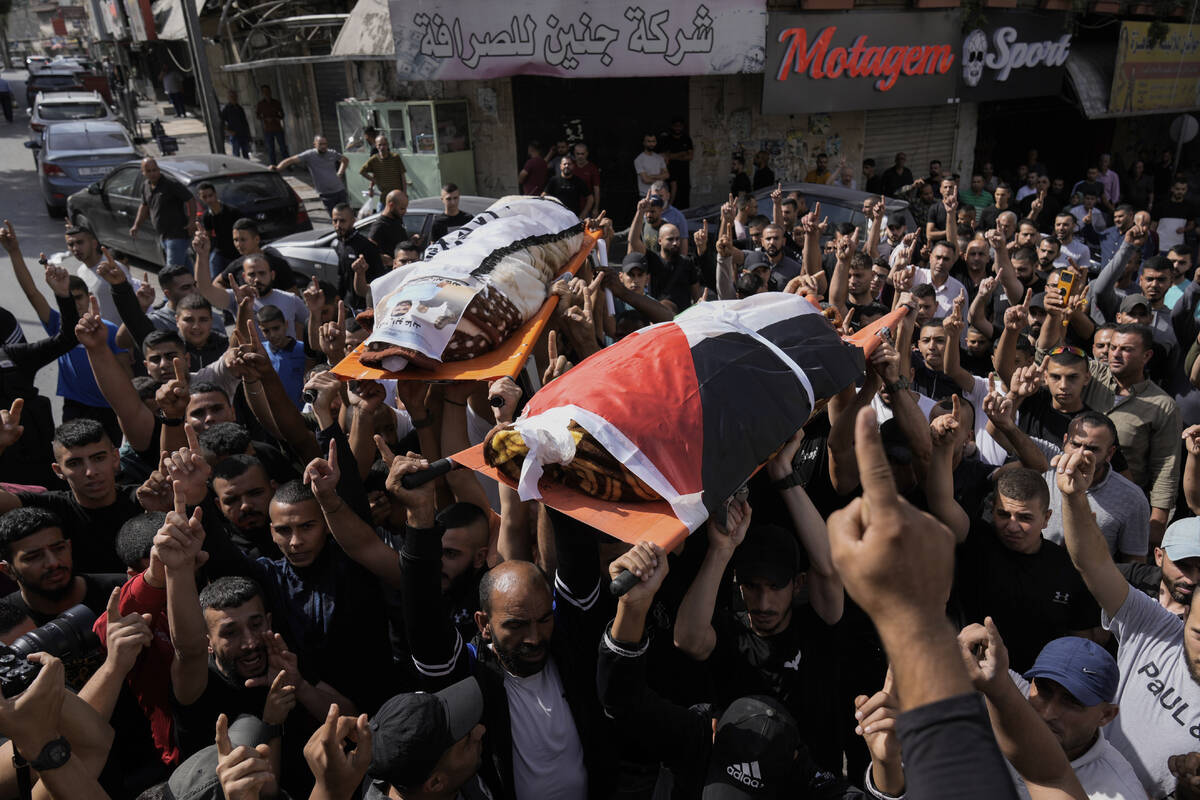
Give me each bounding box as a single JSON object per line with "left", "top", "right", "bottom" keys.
{"left": 0, "top": 137, "right": 1199, "bottom": 800}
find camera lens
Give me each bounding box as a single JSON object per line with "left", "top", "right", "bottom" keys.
{"left": 10, "top": 604, "right": 99, "bottom": 659}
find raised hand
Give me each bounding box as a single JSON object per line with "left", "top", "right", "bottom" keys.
{"left": 192, "top": 227, "right": 211, "bottom": 259}
{"left": 43, "top": 259, "right": 71, "bottom": 298}
{"left": 982, "top": 375, "right": 1016, "bottom": 432}
{"left": 305, "top": 704, "right": 373, "bottom": 800}
{"left": 942, "top": 290, "right": 966, "bottom": 340}
{"left": 136, "top": 272, "right": 156, "bottom": 312}
{"left": 375, "top": 436, "right": 436, "bottom": 512}
{"left": 74, "top": 295, "right": 108, "bottom": 350}
{"left": 155, "top": 357, "right": 191, "bottom": 420}
{"left": 302, "top": 276, "right": 324, "bottom": 311}
{"left": 707, "top": 498, "right": 751, "bottom": 555}
{"left": 1008, "top": 363, "right": 1043, "bottom": 400}
{"left": 488, "top": 376, "right": 522, "bottom": 424}
{"left": 246, "top": 631, "right": 301, "bottom": 691}
{"left": 151, "top": 478, "right": 207, "bottom": 573}
{"left": 929, "top": 395, "right": 961, "bottom": 450}
{"left": 770, "top": 182, "right": 783, "bottom": 203}
{"left": 542, "top": 329, "right": 571, "bottom": 384}
{"left": 693, "top": 219, "right": 709, "bottom": 254}
{"left": 1054, "top": 445, "right": 1096, "bottom": 497}
{"left": 978, "top": 275, "right": 998, "bottom": 298}
{"left": 302, "top": 440, "right": 341, "bottom": 506}
{"left": 1125, "top": 221, "right": 1149, "bottom": 246}
{"left": 93, "top": 246, "right": 127, "bottom": 285}
{"left": 1004, "top": 289, "right": 1032, "bottom": 332}
{"left": 0, "top": 399, "right": 24, "bottom": 454}
{"left": 836, "top": 227, "right": 860, "bottom": 261}
{"left": 260, "top": 667, "right": 297, "bottom": 727}
{"left": 827, "top": 407, "right": 957, "bottom": 625}
{"left": 318, "top": 301, "right": 347, "bottom": 362}
{"left": 165, "top": 424, "right": 212, "bottom": 505}
{"left": 609, "top": 541, "right": 669, "bottom": 609}
{"left": 103, "top": 586, "right": 153, "bottom": 674}
{"left": 1184, "top": 425, "right": 1200, "bottom": 456}
{"left": 767, "top": 429, "right": 805, "bottom": 482}
{"left": 215, "top": 714, "right": 274, "bottom": 800}
{"left": 135, "top": 452, "right": 173, "bottom": 513}
{"left": 957, "top": 617, "right": 1010, "bottom": 695}
{"left": 0, "top": 220, "right": 17, "bottom": 253}
{"left": 854, "top": 669, "right": 901, "bottom": 778}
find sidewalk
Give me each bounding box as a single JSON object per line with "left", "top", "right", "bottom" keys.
{"left": 135, "top": 97, "right": 330, "bottom": 225}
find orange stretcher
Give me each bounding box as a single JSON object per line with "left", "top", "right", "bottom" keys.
{"left": 331, "top": 228, "right": 603, "bottom": 383}
{"left": 446, "top": 303, "right": 911, "bottom": 555}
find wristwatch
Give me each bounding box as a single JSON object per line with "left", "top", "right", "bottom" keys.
{"left": 884, "top": 376, "right": 910, "bottom": 393}
{"left": 15, "top": 737, "right": 71, "bottom": 772}
{"left": 770, "top": 471, "right": 804, "bottom": 492}
{"left": 155, "top": 413, "right": 185, "bottom": 427}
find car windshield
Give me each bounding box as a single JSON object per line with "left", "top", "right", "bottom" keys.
{"left": 35, "top": 77, "right": 78, "bottom": 89}
{"left": 48, "top": 130, "right": 129, "bottom": 151}
{"left": 204, "top": 173, "right": 291, "bottom": 208}
{"left": 40, "top": 102, "right": 105, "bottom": 120}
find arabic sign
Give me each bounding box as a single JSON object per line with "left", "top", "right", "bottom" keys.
{"left": 389, "top": 0, "right": 767, "bottom": 80}
{"left": 1109, "top": 22, "right": 1200, "bottom": 114}
{"left": 763, "top": 11, "right": 960, "bottom": 114}
{"left": 957, "top": 12, "right": 1071, "bottom": 101}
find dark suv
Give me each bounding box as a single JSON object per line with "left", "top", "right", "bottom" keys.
{"left": 66, "top": 154, "right": 312, "bottom": 267}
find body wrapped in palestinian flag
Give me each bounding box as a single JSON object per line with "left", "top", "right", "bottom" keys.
{"left": 358, "top": 196, "right": 586, "bottom": 371}
{"left": 483, "top": 293, "right": 865, "bottom": 532}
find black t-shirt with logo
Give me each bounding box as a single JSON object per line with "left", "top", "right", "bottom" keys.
{"left": 708, "top": 605, "right": 841, "bottom": 774}
{"left": 954, "top": 525, "right": 1100, "bottom": 671}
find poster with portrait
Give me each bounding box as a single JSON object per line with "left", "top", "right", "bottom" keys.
{"left": 368, "top": 276, "right": 483, "bottom": 362}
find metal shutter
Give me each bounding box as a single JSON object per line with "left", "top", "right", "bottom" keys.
{"left": 312, "top": 62, "right": 350, "bottom": 150}
{"left": 863, "top": 105, "right": 960, "bottom": 176}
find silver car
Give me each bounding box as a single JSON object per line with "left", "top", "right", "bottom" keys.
{"left": 29, "top": 91, "right": 117, "bottom": 143}
{"left": 35, "top": 121, "right": 139, "bottom": 217}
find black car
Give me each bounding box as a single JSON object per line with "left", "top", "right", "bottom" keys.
{"left": 24, "top": 70, "right": 86, "bottom": 111}
{"left": 66, "top": 154, "right": 312, "bottom": 268}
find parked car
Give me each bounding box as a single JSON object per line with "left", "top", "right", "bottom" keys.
{"left": 33, "top": 120, "right": 139, "bottom": 217}
{"left": 66, "top": 154, "right": 313, "bottom": 267}
{"left": 28, "top": 91, "right": 118, "bottom": 143}
{"left": 24, "top": 69, "right": 84, "bottom": 110}
{"left": 24, "top": 55, "right": 51, "bottom": 72}
{"left": 264, "top": 195, "right": 496, "bottom": 286}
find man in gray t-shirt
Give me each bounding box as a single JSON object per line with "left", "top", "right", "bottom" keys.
{"left": 272, "top": 134, "right": 348, "bottom": 213}
{"left": 1058, "top": 449, "right": 1200, "bottom": 799}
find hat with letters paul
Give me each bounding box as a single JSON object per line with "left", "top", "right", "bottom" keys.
{"left": 703, "top": 695, "right": 800, "bottom": 798}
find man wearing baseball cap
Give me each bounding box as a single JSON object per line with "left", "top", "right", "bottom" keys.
{"left": 363, "top": 676, "right": 493, "bottom": 799}
{"left": 1121, "top": 517, "right": 1200, "bottom": 618}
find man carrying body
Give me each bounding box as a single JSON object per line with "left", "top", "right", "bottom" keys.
{"left": 367, "top": 190, "right": 410, "bottom": 268}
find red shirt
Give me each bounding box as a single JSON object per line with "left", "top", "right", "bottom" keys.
{"left": 92, "top": 573, "right": 179, "bottom": 765}
{"left": 574, "top": 161, "right": 601, "bottom": 196}
{"left": 521, "top": 156, "right": 548, "bottom": 195}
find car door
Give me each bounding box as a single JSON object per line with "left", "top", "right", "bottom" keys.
{"left": 91, "top": 165, "right": 140, "bottom": 255}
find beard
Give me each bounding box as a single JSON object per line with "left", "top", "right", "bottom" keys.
{"left": 13, "top": 567, "right": 73, "bottom": 602}
{"left": 490, "top": 633, "right": 546, "bottom": 678}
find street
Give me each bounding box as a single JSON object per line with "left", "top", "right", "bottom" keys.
{"left": 0, "top": 67, "right": 74, "bottom": 418}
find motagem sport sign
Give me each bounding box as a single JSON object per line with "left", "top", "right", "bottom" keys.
{"left": 763, "top": 11, "right": 961, "bottom": 114}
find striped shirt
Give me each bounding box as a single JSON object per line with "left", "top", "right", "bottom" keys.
{"left": 359, "top": 152, "right": 406, "bottom": 194}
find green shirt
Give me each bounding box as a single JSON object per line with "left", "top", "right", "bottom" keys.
{"left": 961, "top": 188, "right": 994, "bottom": 212}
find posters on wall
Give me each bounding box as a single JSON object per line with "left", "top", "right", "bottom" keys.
{"left": 1109, "top": 22, "right": 1200, "bottom": 114}
{"left": 390, "top": 0, "right": 768, "bottom": 80}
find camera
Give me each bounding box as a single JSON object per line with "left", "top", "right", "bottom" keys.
{"left": 0, "top": 605, "right": 98, "bottom": 698}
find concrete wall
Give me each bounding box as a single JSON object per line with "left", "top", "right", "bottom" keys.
{"left": 688, "top": 73, "right": 866, "bottom": 206}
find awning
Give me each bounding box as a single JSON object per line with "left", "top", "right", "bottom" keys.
{"left": 1065, "top": 43, "right": 1132, "bottom": 120}
{"left": 330, "top": 0, "right": 392, "bottom": 60}
{"left": 221, "top": 53, "right": 350, "bottom": 71}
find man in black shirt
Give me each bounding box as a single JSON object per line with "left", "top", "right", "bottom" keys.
{"left": 659, "top": 117, "right": 694, "bottom": 208}
{"left": 881, "top": 152, "right": 914, "bottom": 197}
{"left": 196, "top": 182, "right": 240, "bottom": 278}
{"left": 644, "top": 224, "right": 701, "bottom": 312}
{"left": 211, "top": 454, "right": 281, "bottom": 560}
{"left": 1013, "top": 349, "right": 1098, "bottom": 446}
{"left": 954, "top": 468, "right": 1100, "bottom": 671}
{"left": 130, "top": 157, "right": 196, "bottom": 268}
{"left": 543, "top": 156, "right": 589, "bottom": 216}
{"left": 0, "top": 418, "right": 140, "bottom": 573}
{"left": 367, "top": 189, "right": 411, "bottom": 268}
{"left": 220, "top": 89, "right": 252, "bottom": 159}
{"left": 430, "top": 183, "right": 473, "bottom": 241}
{"left": 218, "top": 218, "right": 296, "bottom": 292}
{"left": 0, "top": 507, "right": 124, "bottom": 625}
{"left": 331, "top": 203, "right": 384, "bottom": 310}
{"left": 729, "top": 154, "right": 752, "bottom": 197}
{"left": 1151, "top": 177, "right": 1198, "bottom": 250}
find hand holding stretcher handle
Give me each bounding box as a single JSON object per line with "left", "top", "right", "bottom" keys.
{"left": 609, "top": 569, "right": 640, "bottom": 597}
{"left": 399, "top": 458, "right": 455, "bottom": 489}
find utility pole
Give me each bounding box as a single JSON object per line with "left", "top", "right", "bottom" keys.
{"left": 180, "top": 0, "right": 223, "bottom": 154}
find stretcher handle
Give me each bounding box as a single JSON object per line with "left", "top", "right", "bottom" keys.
{"left": 400, "top": 458, "right": 455, "bottom": 489}
{"left": 609, "top": 569, "right": 640, "bottom": 597}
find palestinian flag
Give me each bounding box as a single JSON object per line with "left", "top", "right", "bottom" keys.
{"left": 508, "top": 293, "right": 866, "bottom": 532}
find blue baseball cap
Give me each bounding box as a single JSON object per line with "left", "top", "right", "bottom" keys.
{"left": 1024, "top": 637, "right": 1119, "bottom": 706}
{"left": 1162, "top": 518, "right": 1200, "bottom": 563}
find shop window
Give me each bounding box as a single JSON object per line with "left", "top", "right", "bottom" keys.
{"left": 409, "top": 105, "right": 435, "bottom": 153}
{"left": 436, "top": 102, "right": 470, "bottom": 153}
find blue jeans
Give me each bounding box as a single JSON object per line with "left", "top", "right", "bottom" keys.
{"left": 228, "top": 135, "right": 250, "bottom": 159}
{"left": 168, "top": 92, "right": 185, "bottom": 117}
{"left": 161, "top": 237, "right": 190, "bottom": 267}
{"left": 264, "top": 131, "right": 288, "bottom": 164}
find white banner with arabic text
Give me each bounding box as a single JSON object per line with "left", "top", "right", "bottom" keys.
{"left": 390, "top": 1, "right": 767, "bottom": 80}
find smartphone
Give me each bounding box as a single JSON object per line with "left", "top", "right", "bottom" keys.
{"left": 1057, "top": 270, "right": 1076, "bottom": 298}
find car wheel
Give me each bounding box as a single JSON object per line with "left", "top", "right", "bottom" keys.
{"left": 46, "top": 202, "right": 66, "bottom": 219}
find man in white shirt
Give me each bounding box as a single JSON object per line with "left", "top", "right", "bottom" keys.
{"left": 633, "top": 133, "right": 669, "bottom": 196}
{"left": 1057, "top": 449, "right": 1200, "bottom": 798}
{"left": 954, "top": 624, "right": 1146, "bottom": 800}
{"left": 63, "top": 225, "right": 141, "bottom": 323}
{"left": 911, "top": 240, "right": 968, "bottom": 319}
{"left": 1052, "top": 212, "right": 1092, "bottom": 268}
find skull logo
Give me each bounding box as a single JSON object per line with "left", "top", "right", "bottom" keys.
{"left": 962, "top": 29, "right": 988, "bottom": 87}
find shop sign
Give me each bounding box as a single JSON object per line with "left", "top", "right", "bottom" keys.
{"left": 1109, "top": 22, "right": 1200, "bottom": 114}
{"left": 763, "top": 12, "right": 961, "bottom": 114}
{"left": 390, "top": 0, "right": 767, "bottom": 80}
{"left": 958, "top": 12, "right": 1072, "bottom": 101}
